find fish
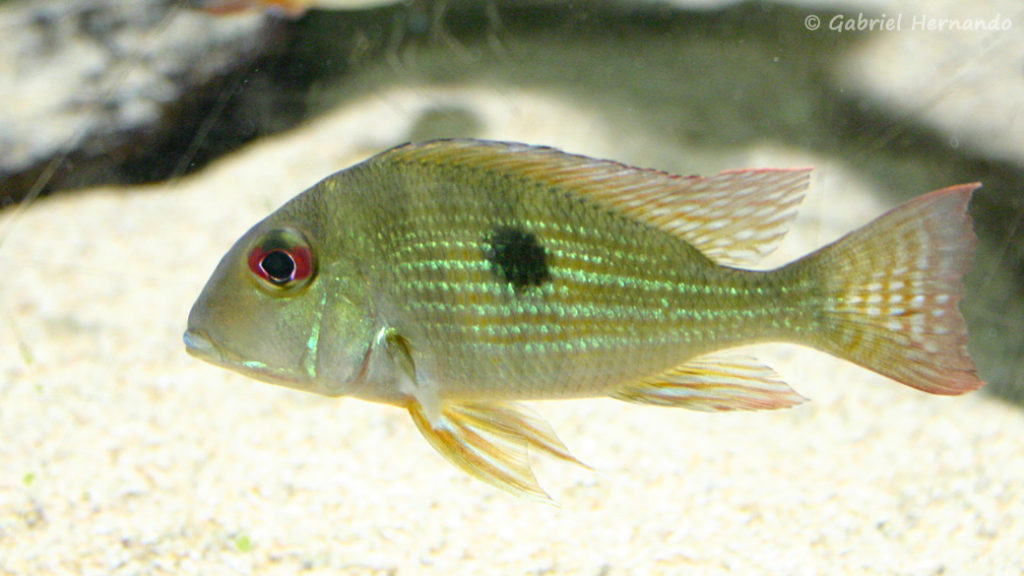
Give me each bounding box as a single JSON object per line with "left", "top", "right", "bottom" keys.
{"left": 184, "top": 139, "right": 984, "bottom": 499}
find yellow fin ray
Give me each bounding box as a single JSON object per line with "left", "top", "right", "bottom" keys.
{"left": 385, "top": 139, "right": 811, "bottom": 266}
{"left": 408, "top": 400, "right": 586, "bottom": 501}
{"left": 612, "top": 353, "right": 807, "bottom": 411}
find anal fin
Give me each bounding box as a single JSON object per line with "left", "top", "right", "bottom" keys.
{"left": 408, "top": 400, "right": 587, "bottom": 501}
{"left": 612, "top": 353, "right": 807, "bottom": 412}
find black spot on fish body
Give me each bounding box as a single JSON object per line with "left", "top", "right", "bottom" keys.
{"left": 484, "top": 226, "right": 551, "bottom": 291}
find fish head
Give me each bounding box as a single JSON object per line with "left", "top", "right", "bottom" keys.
{"left": 185, "top": 205, "right": 376, "bottom": 398}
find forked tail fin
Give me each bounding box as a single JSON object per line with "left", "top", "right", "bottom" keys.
{"left": 794, "top": 184, "right": 984, "bottom": 394}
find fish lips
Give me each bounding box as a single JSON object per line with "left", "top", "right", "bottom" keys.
{"left": 182, "top": 328, "right": 271, "bottom": 378}
{"left": 183, "top": 327, "right": 371, "bottom": 397}
{"left": 183, "top": 328, "right": 233, "bottom": 367}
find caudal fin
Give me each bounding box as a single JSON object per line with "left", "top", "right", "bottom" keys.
{"left": 796, "top": 184, "right": 984, "bottom": 394}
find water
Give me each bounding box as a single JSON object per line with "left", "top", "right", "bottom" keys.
{"left": 1, "top": 1, "right": 1022, "bottom": 574}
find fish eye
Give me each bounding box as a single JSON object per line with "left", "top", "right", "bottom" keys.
{"left": 247, "top": 228, "right": 315, "bottom": 290}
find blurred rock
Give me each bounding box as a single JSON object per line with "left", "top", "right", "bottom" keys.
{"left": 836, "top": 0, "right": 1024, "bottom": 166}
{"left": 0, "top": 0, "right": 270, "bottom": 204}
{"left": 1, "top": 0, "right": 857, "bottom": 203}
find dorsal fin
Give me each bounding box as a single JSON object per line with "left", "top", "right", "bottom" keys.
{"left": 382, "top": 139, "right": 811, "bottom": 267}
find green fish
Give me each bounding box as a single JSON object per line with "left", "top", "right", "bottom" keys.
{"left": 184, "top": 139, "right": 983, "bottom": 499}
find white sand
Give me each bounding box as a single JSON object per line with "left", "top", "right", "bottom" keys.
{"left": 2, "top": 85, "right": 1023, "bottom": 575}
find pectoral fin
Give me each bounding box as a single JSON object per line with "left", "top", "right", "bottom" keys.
{"left": 408, "top": 400, "right": 586, "bottom": 501}
{"left": 612, "top": 353, "right": 807, "bottom": 411}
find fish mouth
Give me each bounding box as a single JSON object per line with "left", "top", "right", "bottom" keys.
{"left": 183, "top": 328, "right": 302, "bottom": 386}
{"left": 183, "top": 328, "right": 248, "bottom": 371}
{"left": 183, "top": 329, "right": 222, "bottom": 362}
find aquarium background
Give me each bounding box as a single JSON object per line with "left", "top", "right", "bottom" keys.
{"left": 1, "top": 1, "right": 1022, "bottom": 574}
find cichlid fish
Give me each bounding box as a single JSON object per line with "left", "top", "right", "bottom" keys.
{"left": 184, "top": 139, "right": 983, "bottom": 499}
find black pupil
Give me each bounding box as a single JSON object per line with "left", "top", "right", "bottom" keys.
{"left": 261, "top": 250, "right": 296, "bottom": 283}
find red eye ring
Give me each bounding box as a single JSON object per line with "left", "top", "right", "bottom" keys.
{"left": 247, "top": 230, "right": 315, "bottom": 289}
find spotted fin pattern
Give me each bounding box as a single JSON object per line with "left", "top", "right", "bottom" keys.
{"left": 798, "top": 184, "right": 983, "bottom": 394}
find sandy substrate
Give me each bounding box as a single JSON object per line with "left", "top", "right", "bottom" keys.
{"left": 1, "top": 84, "right": 1022, "bottom": 575}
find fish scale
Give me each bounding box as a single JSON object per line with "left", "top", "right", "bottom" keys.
{"left": 360, "top": 159, "right": 805, "bottom": 400}
{"left": 185, "top": 139, "right": 983, "bottom": 499}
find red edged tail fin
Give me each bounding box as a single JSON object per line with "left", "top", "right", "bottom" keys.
{"left": 799, "top": 184, "right": 984, "bottom": 394}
